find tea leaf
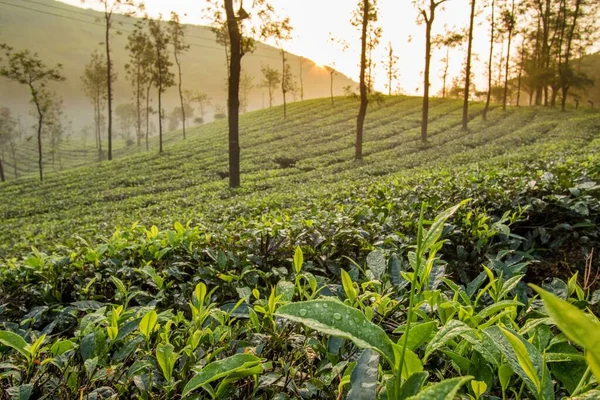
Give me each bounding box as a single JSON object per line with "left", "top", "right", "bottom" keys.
{"left": 425, "top": 319, "right": 472, "bottom": 360}
{"left": 347, "top": 349, "right": 379, "bottom": 400}
{"left": 407, "top": 375, "right": 473, "bottom": 399}
{"left": 293, "top": 246, "right": 304, "bottom": 274}
{"left": 499, "top": 327, "right": 540, "bottom": 391}
{"left": 156, "top": 343, "right": 177, "bottom": 383}
{"left": 182, "top": 354, "right": 262, "bottom": 397}
{"left": 0, "top": 331, "right": 30, "bottom": 360}
{"left": 276, "top": 298, "right": 395, "bottom": 363}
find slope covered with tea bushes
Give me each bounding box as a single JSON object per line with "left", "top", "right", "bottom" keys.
{"left": 1, "top": 96, "right": 600, "bottom": 399}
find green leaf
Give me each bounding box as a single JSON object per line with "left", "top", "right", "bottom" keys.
{"left": 498, "top": 364, "right": 513, "bottom": 394}
{"left": 0, "top": 331, "right": 30, "bottom": 360}
{"left": 407, "top": 376, "right": 473, "bottom": 400}
{"left": 471, "top": 380, "right": 487, "bottom": 397}
{"left": 8, "top": 384, "right": 33, "bottom": 400}
{"left": 424, "top": 319, "right": 472, "bottom": 360}
{"left": 156, "top": 343, "right": 178, "bottom": 383}
{"left": 293, "top": 246, "right": 303, "bottom": 274}
{"left": 366, "top": 250, "right": 386, "bottom": 280}
{"left": 569, "top": 390, "right": 600, "bottom": 399}
{"left": 347, "top": 349, "right": 379, "bottom": 400}
{"left": 182, "top": 354, "right": 262, "bottom": 397}
{"left": 396, "top": 321, "right": 436, "bottom": 351}
{"left": 341, "top": 269, "right": 357, "bottom": 303}
{"left": 400, "top": 348, "right": 424, "bottom": 380}
{"left": 139, "top": 310, "right": 158, "bottom": 339}
{"left": 531, "top": 284, "right": 600, "bottom": 382}
{"left": 475, "top": 300, "right": 522, "bottom": 322}
{"left": 276, "top": 298, "right": 395, "bottom": 363}
{"left": 485, "top": 326, "right": 552, "bottom": 399}
{"left": 499, "top": 327, "right": 540, "bottom": 390}
{"left": 420, "top": 201, "right": 467, "bottom": 255}
{"left": 51, "top": 340, "right": 75, "bottom": 357}
{"left": 398, "top": 371, "right": 429, "bottom": 399}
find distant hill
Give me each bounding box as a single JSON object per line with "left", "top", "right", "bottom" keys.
{"left": 0, "top": 0, "right": 356, "bottom": 135}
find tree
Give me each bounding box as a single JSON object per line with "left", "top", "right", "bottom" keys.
{"left": 0, "top": 45, "right": 64, "bottom": 182}
{"left": 483, "top": 0, "right": 496, "bottom": 120}
{"left": 207, "top": 0, "right": 283, "bottom": 188}
{"left": 186, "top": 90, "right": 211, "bottom": 123}
{"left": 45, "top": 97, "right": 68, "bottom": 170}
{"left": 240, "top": 72, "right": 254, "bottom": 113}
{"left": 116, "top": 103, "right": 137, "bottom": 142}
{"left": 81, "top": 50, "right": 108, "bottom": 159}
{"left": 298, "top": 56, "right": 306, "bottom": 101}
{"left": 168, "top": 12, "right": 190, "bottom": 139}
{"left": 383, "top": 41, "right": 399, "bottom": 96}
{"left": 416, "top": 0, "right": 448, "bottom": 142}
{"left": 263, "top": 17, "right": 293, "bottom": 118}
{"left": 353, "top": 0, "right": 380, "bottom": 160}
{"left": 324, "top": 65, "right": 337, "bottom": 105}
{"left": 435, "top": 30, "right": 464, "bottom": 99}
{"left": 83, "top": 0, "right": 143, "bottom": 161}
{"left": 125, "top": 20, "right": 154, "bottom": 147}
{"left": 148, "top": 16, "right": 175, "bottom": 154}
{"left": 462, "top": 0, "right": 476, "bottom": 131}
{"left": 501, "top": 0, "right": 516, "bottom": 110}
{"left": 261, "top": 64, "right": 281, "bottom": 108}
{"left": 0, "top": 107, "right": 17, "bottom": 182}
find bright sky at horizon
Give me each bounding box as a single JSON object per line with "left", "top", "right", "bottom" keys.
{"left": 57, "top": 0, "right": 512, "bottom": 96}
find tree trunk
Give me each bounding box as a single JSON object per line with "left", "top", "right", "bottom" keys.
{"left": 442, "top": 47, "right": 449, "bottom": 99}
{"left": 105, "top": 12, "right": 113, "bottom": 161}
{"left": 299, "top": 60, "right": 304, "bottom": 101}
{"left": 561, "top": 0, "right": 581, "bottom": 111}
{"left": 502, "top": 1, "right": 514, "bottom": 111}
{"left": 225, "top": 0, "right": 241, "bottom": 188}
{"left": 10, "top": 141, "right": 17, "bottom": 178}
{"left": 0, "top": 158, "right": 5, "bottom": 182}
{"left": 136, "top": 64, "right": 142, "bottom": 146}
{"left": 462, "top": 0, "right": 476, "bottom": 131}
{"left": 174, "top": 49, "right": 186, "bottom": 138}
{"left": 421, "top": 17, "right": 433, "bottom": 143}
{"left": 146, "top": 79, "right": 152, "bottom": 152}
{"left": 483, "top": 0, "right": 495, "bottom": 121}
{"left": 356, "top": 0, "right": 370, "bottom": 160}
{"left": 330, "top": 71, "right": 334, "bottom": 106}
{"left": 281, "top": 50, "right": 287, "bottom": 119}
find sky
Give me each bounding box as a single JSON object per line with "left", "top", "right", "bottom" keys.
{"left": 57, "top": 0, "right": 506, "bottom": 96}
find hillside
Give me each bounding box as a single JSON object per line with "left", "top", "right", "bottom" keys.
{"left": 2, "top": 97, "right": 600, "bottom": 399}
{"left": 2, "top": 96, "right": 600, "bottom": 261}
{"left": 0, "top": 0, "right": 355, "bottom": 133}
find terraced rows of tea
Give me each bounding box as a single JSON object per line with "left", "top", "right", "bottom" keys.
{"left": 3, "top": 96, "right": 600, "bottom": 399}
{"left": 2, "top": 96, "right": 600, "bottom": 258}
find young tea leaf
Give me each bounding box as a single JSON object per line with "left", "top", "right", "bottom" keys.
{"left": 407, "top": 375, "right": 473, "bottom": 399}
{"left": 0, "top": 331, "right": 30, "bottom": 361}
{"left": 276, "top": 298, "right": 395, "bottom": 363}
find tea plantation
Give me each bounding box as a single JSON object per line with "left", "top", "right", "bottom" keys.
{"left": 1, "top": 96, "right": 600, "bottom": 399}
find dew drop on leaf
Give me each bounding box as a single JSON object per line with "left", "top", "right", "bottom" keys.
{"left": 299, "top": 309, "right": 307, "bottom": 316}
{"left": 333, "top": 312, "right": 342, "bottom": 320}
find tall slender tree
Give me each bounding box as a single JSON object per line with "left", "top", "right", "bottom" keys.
{"left": 82, "top": 51, "right": 108, "bottom": 159}
{"left": 325, "top": 65, "right": 337, "bottom": 105}
{"left": 383, "top": 41, "right": 399, "bottom": 96}
{"left": 263, "top": 18, "right": 293, "bottom": 118}
{"left": 353, "top": 0, "right": 379, "bottom": 160}
{"left": 483, "top": 0, "right": 496, "bottom": 120}
{"left": 0, "top": 45, "right": 64, "bottom": 182}
{"left": 83, "top": 0, "right": 143, "bottom": 161}
{"left": 125, "top": 21, "right": 154, "bottom": 147}
{"left": 261, "top": 64, "right": 281, "bottom": 108}
{"left": 416, "top": 0, "right": 448, "bottom": 142}
{"left": 0, "top": 107, "right": 17, "bottom": 183}
{"left": 501, "top": 0, "right": 517, "bottom": 110}
{"left": 435, "top": 30, "right": 464, "bottom": 99}
{"left": 148, "top": 16, "right": 175, "bottom": 154}
{"left": 462, "top": 0, "right": 477, "bottom": 130}
{"left": 168, "top": 12, "right": 190, "bottom": 138}
{"left": 207, "top": 0, "right": 283, "bottom": 187}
